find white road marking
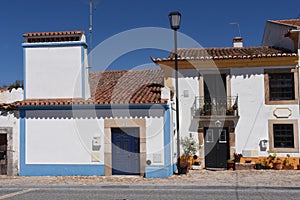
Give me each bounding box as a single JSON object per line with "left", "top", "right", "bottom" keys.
{"left": 0, "top": 188, "right": 37, "bottom": 199}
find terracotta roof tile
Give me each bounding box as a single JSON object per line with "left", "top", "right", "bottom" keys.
{"left": 89, "top": 69, "right": 165, "bottom": 104}
{"left": 13, "top": 98, "right": 92, "bottom": 107}
{"left": 23, "top": 31, "right": 84, "bottom": 37}
{"left": 6, "top": 69, "right": 166, "bottom": 107}
{"left": 272, "top": 19, "right": 300, "bottom": 27}
{"left": 23, "top": 31, "right": 84, "bottom": 43}
{"left": 152, "top": 46, "right": 296, "bottom": 62}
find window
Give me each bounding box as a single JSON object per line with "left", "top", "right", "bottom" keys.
{"left": 269, "top": 73, "right": 294, "bottom": 100}
{"left": 219, "top": 129, "right": 227, "bottom": 143}
{"left": 206, "top": 129, "right": 214, "bottom": 143}
{"left": 268, "top": 120, "right": 299, "bottom": 153}
{"left": 273, "top": 124, "right": 294, "bottom": 148}
{"left": 264, "top": 68, "right": 298, "bottom": 105}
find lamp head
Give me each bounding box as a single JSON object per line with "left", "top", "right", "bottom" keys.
{"left": 169, "top": 11, "right": 181, "bottom": 30}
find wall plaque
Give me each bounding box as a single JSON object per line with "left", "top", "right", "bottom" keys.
{"left": 273, "top": 108, "right": 292, "bottom": 118}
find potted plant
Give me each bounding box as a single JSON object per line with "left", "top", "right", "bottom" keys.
{"left": 255, "top": 161, "right": 262, "bottom": 170}
{"left": 261, "top": 158, "right": 271, "bottom": 170}
{"left": 177, "top": 156, "right": 190, "bottom": 174}
{"left": 282, "top": 154, "right": 294, "bottom": 170}
{"left": 234, "top": 153, "right": 243, "bottom": 163}
{"left": 272, "top": 157, "right": 282, "bottom": 170}
{"left": 226, "top": 107, "right": 234, "bottom": 115}
{"left": 177, "top": 136, "right": 198, "bottom": 174}
{"left": 232, "top": 103, "right": 238, "bottom": 116}
{"left": 267, "top": 152, "right": 282, "bottom": 170}
{"left": 227, "top": 160, "right": 235, "bottom": 170}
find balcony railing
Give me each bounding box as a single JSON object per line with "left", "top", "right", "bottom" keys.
{"left": 192, "top": 96, "right": 238, "bottom": 116}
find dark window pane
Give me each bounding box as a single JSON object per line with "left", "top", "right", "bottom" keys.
{"left": 219, "top": 129, "right": 227, "bottom": 143}
{"left": 273, "top": 124, "right": 294, "bottom": 148}
{"left": 269, "top": 73, "right": 294, "bottom": 100}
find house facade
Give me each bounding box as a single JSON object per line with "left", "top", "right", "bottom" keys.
{"left": 153, "top": 32, "right": 299, "bottom": 168}
{"left": 1, "top": 18, "right": 299, "bottom": 175}
{"left": 0, "top": 87, "right": 23, "bottom": 175}
{"left": 2, "top": 31, "right": 174, "bottom": 178}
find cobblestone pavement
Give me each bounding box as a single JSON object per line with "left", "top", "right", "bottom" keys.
{"left": 1, "top": 169, "right": 300, "bottom": 187}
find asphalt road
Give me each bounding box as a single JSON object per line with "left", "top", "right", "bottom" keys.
{"left": 0, "top": 185, "right": 300, "bottom": 200}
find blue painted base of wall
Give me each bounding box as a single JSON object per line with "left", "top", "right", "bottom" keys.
{"left": 173, "top": 163, "right": 178, "bottom": 173}
{"left": 20, "top": 164, "right": 105, "bottom": 176}
{"left": 145, "top": 165, "right": 174, "bottom": 178}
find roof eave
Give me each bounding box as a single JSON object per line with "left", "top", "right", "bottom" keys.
{"left": 154, "top": 56, "right": 298, "bottom": 69}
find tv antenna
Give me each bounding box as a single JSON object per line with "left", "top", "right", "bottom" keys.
{"left": 89, "top": 0, "right": 93, "bottom": 53}
{"left": 230, "top": 22, "right": 242, "bottom": 37}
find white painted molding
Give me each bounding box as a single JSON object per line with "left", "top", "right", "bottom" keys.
{"left": 273, "top": 107, "right": 292, "bottom": 118}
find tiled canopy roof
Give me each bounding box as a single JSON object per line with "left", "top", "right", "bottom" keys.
{"left": 272, "top": 19, "right": 300, "bottom": 27}
{"left": 23, "top": 31, "right": 84, "bottom": 37}
{"left": 23, "top": 31, "right": 84, "bottom": 43}
{"left": 6, "top": 69, "right": 165, "bottom": 108}
{"left": 152, "top": 46, "right": 296, "bottom": 62}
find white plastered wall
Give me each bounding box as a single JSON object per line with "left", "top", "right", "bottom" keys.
{"left": 262, "top": 21, "right": 295, "bottom": 51}
{"left": 25, "top": 110, "right": 104, "bottom": 164}
{"left": 172, "top": 69, "right": 200, "bottom": 154}
{"left": 0, "top": 88, "right": 23, "bottom": 103}
{"left": 25, "top": 46, "right": 83, "bottom": 99}
{"left": 231, "top": 67, "right": 300, "bottom": 157}
{"left": 146, "top": 117, "right": 164, "bottom": 165}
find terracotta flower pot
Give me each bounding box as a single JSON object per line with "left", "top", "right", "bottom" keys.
{"left": 282, "top": 165, "right": 294, "bottom": 170}
{"left": 227, "top": 161, "right": 235, "bottom": 170}
{"left": 273, "top": 162, "right": 281, "bottom": 170}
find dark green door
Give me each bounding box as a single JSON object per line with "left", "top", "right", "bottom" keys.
{"left": 112, "top": 128, "right": 140, "bottom": 175}
{"left": 204, "top": 128, "right": 229, "bottom": 168}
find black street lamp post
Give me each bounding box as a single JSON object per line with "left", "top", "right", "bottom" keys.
{"left": 169, "top": 11, "right": 181, "bottom": 175}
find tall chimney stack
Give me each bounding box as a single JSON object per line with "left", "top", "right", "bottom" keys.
{"left": 233, "top": 37, "right": 243, "bottom": 47}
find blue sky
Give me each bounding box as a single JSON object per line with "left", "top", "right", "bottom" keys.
{"left": 0, "top": 0, "right": 299, "bottom": 86}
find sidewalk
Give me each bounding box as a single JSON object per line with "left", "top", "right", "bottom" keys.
{"left": 1, "top": 169, "right": 300, "bottom": 187}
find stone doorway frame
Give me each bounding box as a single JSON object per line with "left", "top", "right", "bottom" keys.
{"left": 104, "top": 119, "right": 146, "bottom": 176}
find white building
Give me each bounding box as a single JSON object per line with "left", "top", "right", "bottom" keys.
{"left": 0, "top": 31, "right": 174, "bottom": 177}
{"left": 0, "top": 87, "right": 23, "bottom": 175}
{"left": 153, "top": 30, "right": 299, "bottom": 168}
{"left": 1, "top": 18, "right": 299, "bottom": 175}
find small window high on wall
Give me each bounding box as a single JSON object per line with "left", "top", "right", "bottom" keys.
{"left": 264, "top": 68, "right": 298, "bottom": 105}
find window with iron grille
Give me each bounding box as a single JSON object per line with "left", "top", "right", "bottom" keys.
{"left": 269, "top": 73, "right": 294, "bottom": 101}
{"left": 273, "top": 124, "right": 294, "bottom": 148}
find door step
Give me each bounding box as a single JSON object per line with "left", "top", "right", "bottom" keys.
{"left": 205, "top": 168, "right": 227, "bottom": 171}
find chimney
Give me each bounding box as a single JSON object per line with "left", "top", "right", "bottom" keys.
{"left": 22, "top": 31, "right": 90, "bottom": 99}
{"left": 233, "top": 37, "right": 243, "bottom": 47}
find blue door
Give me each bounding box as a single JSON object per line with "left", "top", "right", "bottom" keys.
{"left": 112, "top": 128, "right": 140, "bottom": 175}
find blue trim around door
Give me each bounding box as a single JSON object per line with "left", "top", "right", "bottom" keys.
{"left": 145, "top": 106, "right": 172, "bottom": 178}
